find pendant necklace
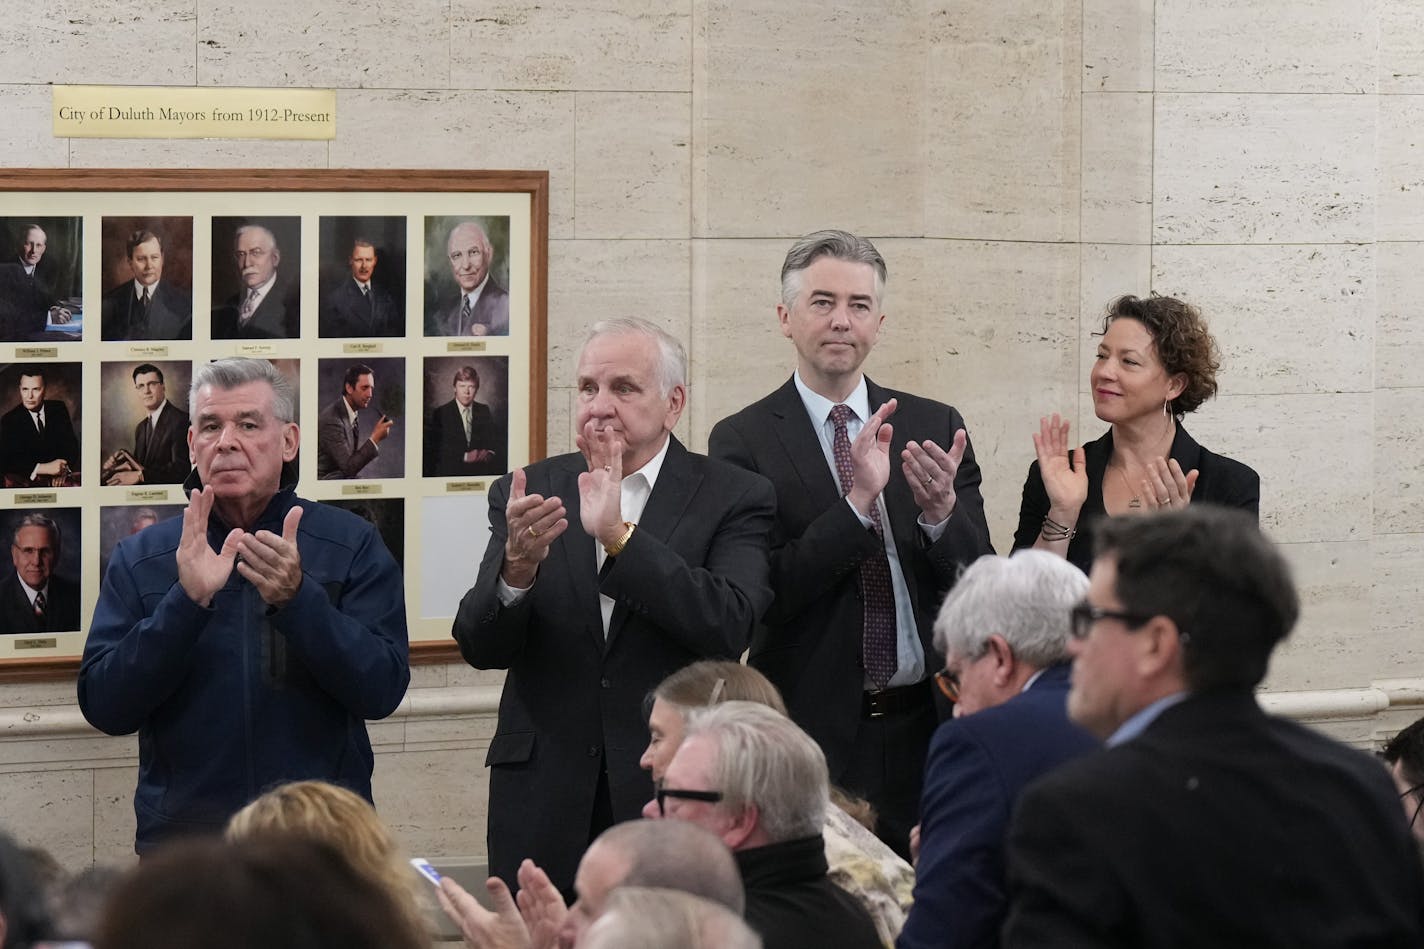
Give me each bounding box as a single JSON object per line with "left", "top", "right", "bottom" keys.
{"left": 1112, "top": 465, "right": 1142, "bottom": 509}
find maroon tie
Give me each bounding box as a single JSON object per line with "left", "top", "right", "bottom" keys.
{"left": 830, "top": 404, "right": 898, "bottom": 688}
{"left": 33, "top": 590, "right": 46, "bottom": 621}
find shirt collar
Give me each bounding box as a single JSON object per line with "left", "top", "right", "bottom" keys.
{"left": 792, "top": 371, "right": 869, "bottom": 428}
{"left": 627, "top": 433, "right": 671, "bottom": 489}
{"left": 135, "top": 280, "right": 159, "bottom": 299}
{"left": 149, "top": 402, "right": 167, "bottom": 427}
{"left": 341, "top": 397, "right": 359, "bottom": 425}
{"left": 1107, "top": 691, "right": 1189, "bottom": 747}
{"left": 465, "top": 273, "right": 491, "bottom": 307}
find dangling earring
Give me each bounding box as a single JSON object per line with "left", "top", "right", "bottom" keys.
{"left": 1162, "top": 396, "right": 1169, "bottom": 418}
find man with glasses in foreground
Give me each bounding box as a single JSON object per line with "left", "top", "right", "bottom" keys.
{"left": 1004, "top": 506, "right": 1424, "bottom": 946}
{"left": 1383, "top": 716, "right": 1424, "bottom": 851}
{"left": 651, "top": 700, "right": 881, "bottom": 949}
{"left": 898, "top": 550, "right": 1097, "bottom": 949}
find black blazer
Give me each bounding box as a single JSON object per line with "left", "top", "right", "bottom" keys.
{"left": 212, "top": 279, "right": 300, "bottom": 339}
{"left": 1004, "top": 691, "right": 1424, "bottom": 947}
{"left": 423, "top": 399, "right": 504, "bottom": 477}
{"left": 0, "top": 261, "right": 59, "bottom": 341}
{"left": 707, "top": 376, "right": 993, "bottom": 778}
{"left": 1013, "top": 425, "right": 1260, "bottom": 572}
{"left": 0, "top": 400, "right": 80, "bottom": 486}
{"left": 133, "top": 401, "right": 191, "bottom": 485}
{"left": 101, "top": 280, "right": 193, "bottom": 341}
{"left": 321, "top": 278, "right": 401, "bottom": 338}
{"left": 0, "top": 571, "right": 81, "bottom": 632}
{"left": 451, "top": 437, "right": 775, "bottom": 893}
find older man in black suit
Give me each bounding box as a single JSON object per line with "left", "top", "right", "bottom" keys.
{"left": 0, "top": 367, "right": 80, "bottom": 488}
{"left": 1, "top": 513, "right": 80, "bottom": 632}
{"left": 101, "top": 230, "right": 193, "bottom": 341}
{"left": 212, "top": 224, "right": 299, "bottom": 340}
{"left": 102, "top": 364, "right": 191, "bottom": 487}
{"left": 321, "top": 239, "right": 401, "bottom": 338}
{"left": 426, "top": 221, "right": 509, "bottom": 337}
{"left": 1003, "top": 507, "right": 1424, "bottom": 946}
{"left": 0, "top": 224, "right": 73, "bottom": 342}
{"left": 452, "top": 318, "right": 775, "bottom": 898}
{"left": 709, "top": 230, "right": 993, "bottom": 858}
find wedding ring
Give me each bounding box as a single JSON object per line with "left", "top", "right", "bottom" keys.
{"left": 1159, "top": 497, "right": 1170, "bottom": 506}
{"left": 603, "top": 465, "right": 612, "bottom": 472}
{"left": 526, "top": 526, "right": 542, "bottom": 539}
{"left": 922, "top": 477, "right": 935, "bottom": 488}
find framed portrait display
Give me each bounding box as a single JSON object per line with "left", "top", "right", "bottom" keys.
{"left": 0, "top": 169, "right": 548, "bottom": 679}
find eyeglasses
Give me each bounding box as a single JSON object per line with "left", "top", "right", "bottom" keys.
{"left": 1402, "top": 783, "right": 1424, "bottom": 830}
{"left": 656, "top": 785, "right": 723, "bottom": 816}
{"left": 1069, "top": 602, "right": 1153, "bottom": 640}
{"left": 934, "top": 668, "right": 960, "bottom": 703}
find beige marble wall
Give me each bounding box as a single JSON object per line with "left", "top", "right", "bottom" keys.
{"left": 1, "top": 0, "right": 1421, "bottom": 867}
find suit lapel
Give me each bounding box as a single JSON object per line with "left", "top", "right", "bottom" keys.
{"left": 767, "top": 378, "right": 842, "bottom": 511}
{"left": 549, "top": 454, "right": 605, "bottom": 648}
{"left": 604, "top": 436, "right": 698, "bottom": 649}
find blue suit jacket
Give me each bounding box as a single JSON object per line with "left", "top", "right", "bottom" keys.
{"left": 898, "top": 662, "right": 1098, "bottom": 949}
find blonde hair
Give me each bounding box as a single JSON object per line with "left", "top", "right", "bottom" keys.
{"left": 226, "top": 781, "right": 429, "bottom": 939}
{"left": 652, "top": 660, "right": 787, "bottom": 716}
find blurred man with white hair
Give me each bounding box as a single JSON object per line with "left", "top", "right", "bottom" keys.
{"left": 897, "top": 551, "right": 1098, "bottom": 949}
{"left": 654, "top": 700, "right": 880, "bottom": 949}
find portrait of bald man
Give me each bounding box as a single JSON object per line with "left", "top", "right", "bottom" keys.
{"left": 211, "top": 217, "right": 301, "bottom": 340}
{"left": 424, "top": 216, "right": 510, "bottom": 337}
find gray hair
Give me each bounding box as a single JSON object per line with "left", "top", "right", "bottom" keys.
{"left": 582, "top": 888, "right": 762, "bottom": 949}
{"left": 933, "top": 550, "right": 1088, "bottom": 668}
{"left": 233, "top": 223, "right": 278, "bottom": 252}
{"left": 584, "top": 318, "right": 688, "bottom": 397}
{"left": 682, "top": 701, "right": 826, "bottom": 843}
{"left": 779, "top": 229, "right": 887, "bottom": 309}
{"left": 190, "top": 358, "right": 296, "bottom": 424}
{"left": 13, "top": 512, "right": 59, "bottom": 548}
{"left": 598, "top": 820, "right": 744, "bottom": 915}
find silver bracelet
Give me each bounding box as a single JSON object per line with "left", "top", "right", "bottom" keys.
{"left": 1040, "top": 515, "right": 1077, "bottom": 542}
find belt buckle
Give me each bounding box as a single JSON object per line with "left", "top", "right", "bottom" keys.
{"left": 866, "top": 689, "right": 885, "bottom": 719}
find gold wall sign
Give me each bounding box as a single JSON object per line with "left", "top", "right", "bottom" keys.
{"left": 53, "top": 86, "right": 336, "bottom": 140}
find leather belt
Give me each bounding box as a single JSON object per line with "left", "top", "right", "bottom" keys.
{"left": 861, "top": 681, "right": 931, "bottom": 719}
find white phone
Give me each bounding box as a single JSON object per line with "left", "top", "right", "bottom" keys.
{"left": 410, "top": 856, "right": 444, "bottom": 887}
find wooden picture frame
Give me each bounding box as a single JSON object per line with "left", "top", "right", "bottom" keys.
{"left": 0, "top": 169, "right": 549, "bottom": 681}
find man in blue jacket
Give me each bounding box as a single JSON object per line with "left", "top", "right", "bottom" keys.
{"left": 898, "top": 550, "right": 1098, "bottom": 949}
{"left": 79, "top": 357, "right": 409, "bottom": 853}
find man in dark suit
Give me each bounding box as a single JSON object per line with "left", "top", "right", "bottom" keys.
{"left": 318, "top": 363, "right": 394, "bottom": 480}
{"left": 898, "top": 551, "right": 1098, "bottom": 949}
{"left": 1004, "top": 507, "right": 1424, "bottom": 946}
{"left": 452, "top": 318, "right": 775, "bottom": 897}
{"left": 1, "top": 513, "right": 81, "bottom": 632}
{"left": 0, "top": 224, "right": 74, "bottom": 342}
{"left": 100, "top": 229, "right": 193, "bottom": 341}
{"left": 102, "top": 364, "right": 191, "bottom": 486}
{"left": 424, "top": 365, "right": 503, "bottom": 478}
{"left": 320, "top": 239, "right": 401, "bottom": 338}
{"left": 708, "top": 230, "right": 993, "bottom": 857}
{"left": 212, "top": 224, "right": 298, "bottom": 339}
{"left": 0, "top": 367, "right": 80, "bottom": 488}
{"left": 426, "top": 221, "right": 509, "bottom": 337}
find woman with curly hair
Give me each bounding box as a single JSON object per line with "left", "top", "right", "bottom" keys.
{"left": 226, "top": 780, "right": 431, "bottom": 944}
{"left": 1014, "top": 294, "right": 1259, "bottom": 572}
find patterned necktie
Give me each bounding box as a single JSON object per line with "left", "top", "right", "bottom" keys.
{"left": 33, "top": 590, "right": 46, "bottom": 621}
{"left": 350, "top": 416, "right": 360, "bottom": 451}
{"left": 240, "top": 288, "right": 258, "bottom": 324}
{"left": 830, "top": 404, "right": 898, "bottom": 688}
{"left": 461, "top": 406, "right": 472, "bottom": 445}
{"left": 458, "top": 296, "right": 473, "bottom": 336}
